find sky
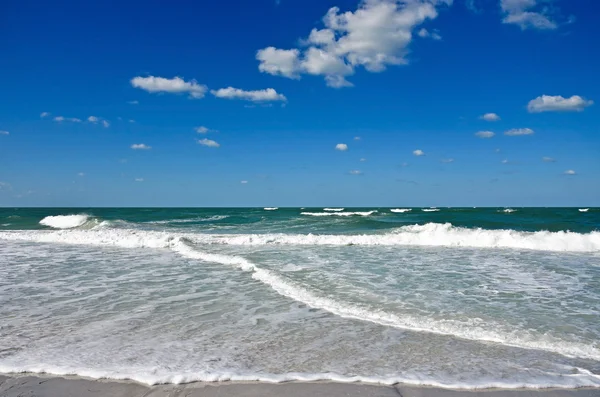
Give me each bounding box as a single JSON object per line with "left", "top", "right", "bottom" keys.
{"left": 0, "top": 0, "right": 599, "bottom": 207}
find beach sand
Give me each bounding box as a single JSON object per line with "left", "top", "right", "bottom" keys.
{"left": 1, "top": 374, "right": 599, "bottom": 397}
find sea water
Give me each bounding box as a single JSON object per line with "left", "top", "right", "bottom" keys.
{"left": 0, "top": 207, "right": 599, "bottom": 388}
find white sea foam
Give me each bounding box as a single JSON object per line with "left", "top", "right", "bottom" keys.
{"left": 391, "top": 209, "right": 411, "bottom": 213}
{"left": 502, "top": 209, "right": 517, "bottom": 213}
{"left": 264, "top": 207, "right": 278, "bottom": 211}
{"left": 1, "top": 365, "right": 599, "bottom": 389}
{"left": 579, "top": 209, "right": 589, "bottom": 212}
{"left": 301, "top": 211, "right": 377, "bottom": 217}
{"left": 1, "top": 227, "right": 599, "bottom": 361}
{"left": 39, "top": 214, "right": 91, "bottom": 229}
{"left": 422, "top": 209, "right": 440, "bottom": 212}
{"left": 146, "top": 215, "right": 229, "bottom": 224}
{"left": 323, "top": 208, "right": 344, "bottom": 211}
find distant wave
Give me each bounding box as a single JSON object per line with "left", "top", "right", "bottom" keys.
{"left": 301, "top": 211, "right": 377, "bottom": 217}
{"left": 1, "top": 227, "right": 598, "bottom": 362}
{"left": 390, "top": 208, "right": 411, "bottom": 213}
{"left": 264, "top": 207, "right": 278, "bottom": 211}
{"left": 502, "top": 209, "right": 517, "bottom": 213}
{"left": 146, "top": 215, "right": 229, "bottom": 224}
{"left": 39, "top": 214, "right": 94, "bottom": 229}
{"left": 323, "top": 208, "right": 344, "bottom": 212}
{"left": 422, "top": 209, "right": 440, "bottom": 212}
{"left": 579, "top": 209, "right": 589, "bottom": 213}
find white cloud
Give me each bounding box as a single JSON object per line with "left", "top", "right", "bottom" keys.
{"left": 413, "top": 149, "right": 425, "bottom": 156}
{"left": 135, "top": 178, "right": 144, "bottom": 182}
{"left": 360, "top": 158, "right": 367, "bottom": 162}
{"left": 335, "top": 143, "right": 348, "bottom": 151}
{"left": 542, "top": 156, "right": 556, "bottom": 162}
{"left": 500, "top": 0, "right": 558, "bottom": 30}
{"left": 480, "top": 112, "right": 500, "bottom": 121}
{"left": 505, "top": 127, "right": 534, "bottom": 136}
{"left": 131, "top": 76, "right": 207, "bottom": 99}
{"left": 475, "top": 130, "right": 495, "bottom": 138}
{"left": 349, "top": 170, "right": 363, "bottom": 175}
{"left": 527, "top": 95, "right": 593, "bottom": 113}
{"left": 195, "top": 126, "right": 213, "bottom": 134}
{"left": 102, "top": 120, "right": 110, "bottom": 128}
{"left": 87, "top": 116, "right": 99, "bottom": 123}
{"left": 40, "top": 112, "right": 51, "bottom": 118}
{"left": 131, "top": 143, "right": 151, "bottom": 150}
{"left": 54, "top": 116, "right": 82, "bottom": 123}
{"left": 0, "top": 182, "right": 12, "bottom": 190}
{"left": 0, "top": 130, "right": 8, "bottom": 135}
{"left": 256, "top": 0, "right": 449, "bottom": 88}
{"left": 256, "top": 47, "right": 301, "bottom": 78}
{"left": 129, "top": 119, "right": 135, "bottom": 123}
{"left": 241, "top": 180, "right": 248, "bottom": 184}
{"left": 211, "top": 87, "right": 286, "bottom": 102}
{"left": 127, "top": 100, "right": 139, "bottom": 105}
{"left": 198, "top": 138, "right": 220, "bottom": 148}
{"left": 441, "top": 158, "right": 454, "bottom": 163}
{"left": 77, "top": 172, "right": 85, "bottom": 177}
{"left": 354, "top": 136, "right": 361, "bottom": 141}
{"left": 564, "top": 169, "right": 576, "bottom": 175}
{"left": 501, "top": 159, "right": 509, "bottom": 164}
{"left": 418, "top": 28, "right": 442, "bottom": 40}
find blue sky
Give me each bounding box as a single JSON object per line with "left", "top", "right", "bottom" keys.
{"left": 0, "top": 0, "right": 598, "bottom": 207}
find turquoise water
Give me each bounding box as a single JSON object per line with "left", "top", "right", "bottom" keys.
{"left": 1, "top": 207, "right": 599, "bottom": 388}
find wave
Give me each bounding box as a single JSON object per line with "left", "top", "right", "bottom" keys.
{"left": 264, "top": 207, "right": 278, "bottom": 211}
{"left": 3, "top": 222, "right": 600, "bottom": 252}
{"left": 502, "top": 209, "right": 516, "bottom": 213}
{"left": 301, "top": 211, "right": 377, "bottom": 217}
{"left": 579, "top": 209, "right": 589, "bottom": 212}
{"left": 39, "top": 214, "right": 95, "bottom": 229}
{"left": 1, "top": 227, "right": 599, "bottom": 361}
{"left": 1, "top": 366, "right": 599, "bottom": 389}
{"left": 390, "top": 209, "right": 411, "bottom": 213}
{"left": 145, "top": 215, "right": 229, "bottom": 224}
{"left": 323, "top": 208, "right": 344, "bottom": 212}
{"left": 422, "top": 209, "right": 439, "bottom": 212}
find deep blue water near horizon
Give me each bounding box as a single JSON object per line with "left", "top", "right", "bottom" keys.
{"left": 1, "top": 207, "right": 599, "bottom": 388}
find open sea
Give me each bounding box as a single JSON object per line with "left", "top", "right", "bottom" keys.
{"left": 0, "top": 207, "right": 599, "bottom": 389}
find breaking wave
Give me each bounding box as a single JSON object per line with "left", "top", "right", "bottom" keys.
{"left": 390, "top": 209, "right": 411, "bottom": 213}
{"left": 39, "top": 215, "right": 95, "bottom": 229}
{"left": 301, "top": 211, "right": 377, "bottom": 217}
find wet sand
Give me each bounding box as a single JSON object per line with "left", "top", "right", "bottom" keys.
{"left": 1, "top": 374, "right": 599, "bottom": 397}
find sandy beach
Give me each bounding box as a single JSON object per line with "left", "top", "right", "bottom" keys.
{"left": 1, "top": 374, "right": 599, "bottom": 397}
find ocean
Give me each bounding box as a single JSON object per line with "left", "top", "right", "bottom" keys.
{"left": 0, "top": 207, "right": 599, "bottom": 389}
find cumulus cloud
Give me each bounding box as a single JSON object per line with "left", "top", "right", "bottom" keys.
{"left": 542, "top": 156, "right": 556, "bottom": 162}
{"left": 360, "top": 158, "right": 367, "bottom": 162}
{"left": 131, "top": 76, "right": 207, "bottom": 99}
{"left": 211, "top": 87, "right": 286, "bottom": 102}
{"left": 256, "top": 0, "right": 450, "bottom": 88}
{"left": 505, "top": 128, "right": 534, "bottom": 136}
{"left": 564, "top": 170, "right": 576, "bottom": 175}
{"left": 335, "top": 143, "right": 348, "bottom": 151}
{"left": 475, "top": 131, "right": 495, "bottom": 138}
{"left": 135, "top": 178, "right": 144, "bottom": 182}
{"left": 417, "top": 28, "right": 442, "bottom": 40}
{"left": 500, "top": 0, "right": 558, "bottom": 30}
{"left": 480, "top": 113, "right": 500, "bottom": 121}
{"left": 77, "top": 172, "right": 85, "bottom": 177}
{"left": 54, "top": 116, "right": 82, "bottom": 123}
{"left": 349, "top": 170, "right": 363, "bottom": 175}
{"left": 131, "top": 143, "right": 151, "bottom": 150}
{"left": 87, "top": 116, "right": 99, "bottom": 123}
{"left": 527, "top": 95, "right": 593, "bottom": 113}
{"left": 102, "top": 120, "right": 110, "bottom": 128}
{"left": 0, "top": 130, "right": 8, "bottom": 135}
{"left": 413, "top": 149, "right": 425, "bottom": 156}
{"left": 195, "top": 126, "right": 214, "bottom": 134}
{"left": 441, "top": 158, "right": 454, "bottom": 163}
{"left": 354, "top": 136, "right": 361, "bottom": 141}
{"left": 40, "top": 112, "right": 51, "bottom": 118}
{"left": 241, "top": 180, "right": 248, "bottom": 184}
{"left": 198, "top": 138, "right": 220, "bottom": 148}
{"left": 501, "top": 159, "right": 509, "bottom": 164}
{"left": 0, "top": 181, "right": 12, "bottom": 190}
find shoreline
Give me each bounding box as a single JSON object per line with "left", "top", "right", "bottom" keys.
{"left": 1, "top": 374, "right": 599, "bottom": 397}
